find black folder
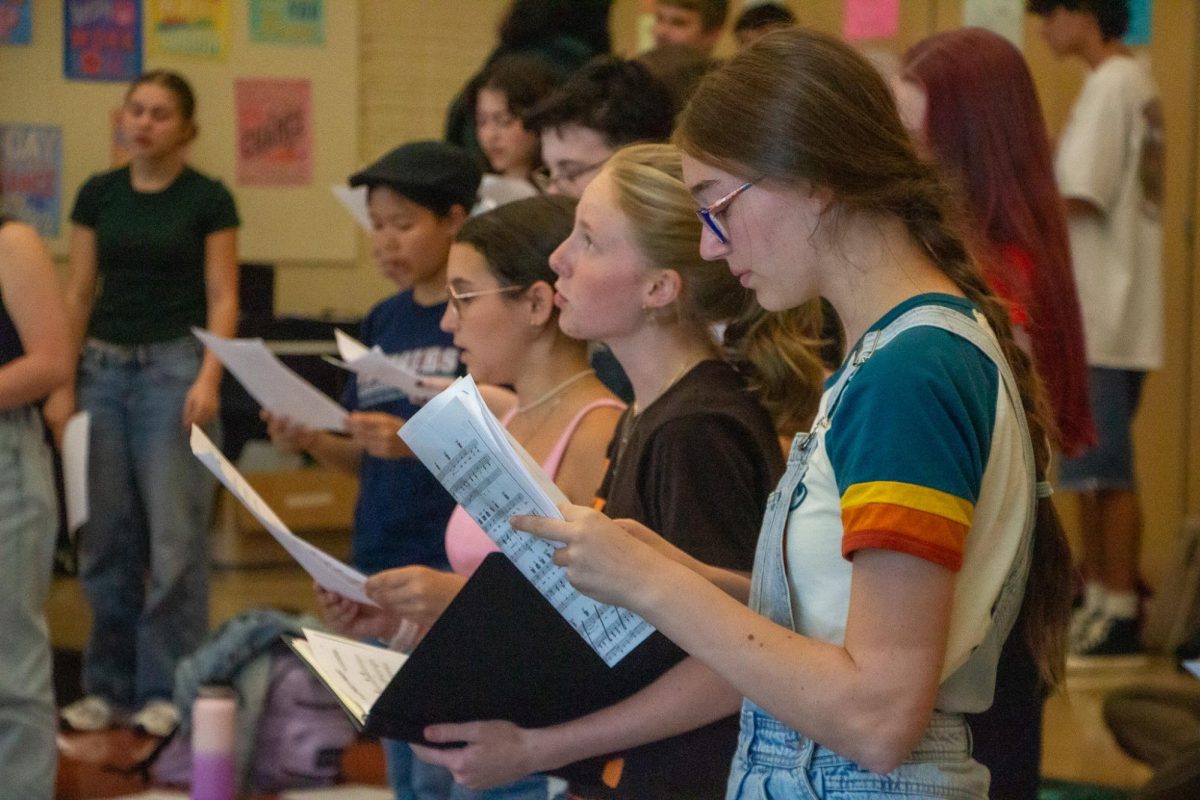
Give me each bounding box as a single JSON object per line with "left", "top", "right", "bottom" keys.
{"left": 295, "top": 551, "right": 687, "bottom": 745}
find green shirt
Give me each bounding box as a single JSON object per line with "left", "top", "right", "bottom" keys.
{"left": 70, "top": 165, "right": 239, "bottom": 344}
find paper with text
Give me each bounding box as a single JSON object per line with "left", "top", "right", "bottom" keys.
{"left": 324, "top": 329, "right": 435, "bottom": 404}
{"left": 194, "top": 328, "right": 348, "bottom": 431}
{"left": 190, "top": 426, "right": 374, "bottom": 606}
{"left": 399, "top": 376, "right": 654, "bottom": 666}
{"left": 294, "top": 628, "right": 408, "bottom": 724}
{"left": 62, "top": 411, "right": 90, "bottom": 537}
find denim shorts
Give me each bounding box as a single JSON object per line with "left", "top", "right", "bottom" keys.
{"left": 1057, "top": 367, "right": 1145, "bottom": 492}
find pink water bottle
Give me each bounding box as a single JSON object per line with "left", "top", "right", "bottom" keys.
{"left": 191, "top": 686, "right": 236, "bottom": 800}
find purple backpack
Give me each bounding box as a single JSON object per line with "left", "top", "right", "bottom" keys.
{"left": 154, "top": 649, "right": 357, "bottom": 792}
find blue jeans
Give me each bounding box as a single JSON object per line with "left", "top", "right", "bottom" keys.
{"left": 77, "top": 337, "right": 217, "bottom": 707}
{"left": 0, "top": 408, "right": 58, "bottom": 799}
{"left": 725, "top": 702, "right": 990, "bottom": 799}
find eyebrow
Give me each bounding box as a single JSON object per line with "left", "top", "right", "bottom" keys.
{"left": 688, "top": 178, "right": 720, "bottom": 198}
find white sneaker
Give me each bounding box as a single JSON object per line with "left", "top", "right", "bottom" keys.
{"left": 60, "top": 695, "right": 117, "bottom": 732}
{"left": 131, "top": 699, "right": 181, "bottom": 737}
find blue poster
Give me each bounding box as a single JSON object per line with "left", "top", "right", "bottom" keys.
{"left": 0, "top": 124, "right": 63, "bottom": 238}
{"left": 1124, "top": 0, "right": 1152, "bottom": 46}
{"left": 64, "top": 0, "right": 142, "bottom": 81}
{"left": 0, "top": 0, "right": 32, "bottom": 44}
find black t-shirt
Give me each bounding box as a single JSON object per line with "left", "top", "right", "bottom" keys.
{"left": 586, "top": 359, "right": 784, "bottom": 800}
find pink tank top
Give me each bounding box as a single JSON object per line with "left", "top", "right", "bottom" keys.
{"left": 444, "top": 398, "right": 625, "bottom": 577}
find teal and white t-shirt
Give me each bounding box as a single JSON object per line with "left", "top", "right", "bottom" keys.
{"left": 784, "top": 295, "right": 1031, "bottom": 712}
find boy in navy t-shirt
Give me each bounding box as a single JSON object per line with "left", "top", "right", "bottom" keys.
{"left": 263, "top": 141, "right": 480, "bottom": 573}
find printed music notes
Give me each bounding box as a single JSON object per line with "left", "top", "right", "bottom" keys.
{"left": 400, "top": 376, "right": 654, "bottom": 666}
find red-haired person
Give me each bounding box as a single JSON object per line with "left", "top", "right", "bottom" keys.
{"left": 896, "top": 27, "right": 1094, "bottom": 799}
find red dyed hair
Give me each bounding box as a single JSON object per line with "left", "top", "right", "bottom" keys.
{"left": 902, "top": 27, "right": 1095, "bottom": 456}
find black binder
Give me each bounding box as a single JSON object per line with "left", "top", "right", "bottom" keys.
{"left": 292, "top": 551, "right": 686, "bottom": 745}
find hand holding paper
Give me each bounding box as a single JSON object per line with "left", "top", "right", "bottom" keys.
{"left": 398, "top": 376, "right": 654, "bottom": 666}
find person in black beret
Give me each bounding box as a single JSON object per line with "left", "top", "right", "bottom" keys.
{"left": 262, "top": 140, "right": 481, "bottom": 800}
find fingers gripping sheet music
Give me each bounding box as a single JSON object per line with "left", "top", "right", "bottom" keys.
{"left": 399, "top": 376, "right": 654, "bottom": 667}
{"left": 189, "top": 426, "right": 376, "bottom": 606}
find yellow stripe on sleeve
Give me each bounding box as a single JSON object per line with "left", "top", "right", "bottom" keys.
{"left": 841, "top": 480, "right": 973, "bottom": 527}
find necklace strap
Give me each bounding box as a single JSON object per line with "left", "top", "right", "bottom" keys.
{"left": 514, "top": 368, "right": 595, "bottom": 414}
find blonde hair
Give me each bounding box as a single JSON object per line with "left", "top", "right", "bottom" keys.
{"left": 605, "top": 143, "right": 826, "bottom": 433}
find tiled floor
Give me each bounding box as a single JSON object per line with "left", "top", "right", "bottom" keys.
{"left": 47, "top": 561, "right": 1191, "bottom": 797}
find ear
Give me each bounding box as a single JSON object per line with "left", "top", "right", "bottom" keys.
{"left": 443, "top": 204, "right": 470, "bottom": 236}
{"left": 525, "top": 280, "right": 556, "bottom": 328}
{"left": 643, "top": 268, "right": 683, "bottom": 316}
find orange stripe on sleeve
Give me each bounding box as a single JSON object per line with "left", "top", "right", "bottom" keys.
{"left": 841, "top": 503, "right": 967, "bottom": 571}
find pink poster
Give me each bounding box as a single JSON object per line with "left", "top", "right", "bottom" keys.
{"left": 843, "top": 0, "right": 900, "bottom": 42}
{"left": 235, "top": 78, "right": 312, "bottom": 186}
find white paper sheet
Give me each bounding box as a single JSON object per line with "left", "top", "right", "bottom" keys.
{"left": 297, "top": 628, "right": 408, "bottom": 724}
{"left": 399, "top": 376, "right": 654, "bottom": 667}
{"left": 324, "top": 329, "right": 436, "bottom": 404}
{"left": 190, "top": 426, "right": 374, "bottom": 605}
{"left": 194, "top": 328, "right": 348, "bottom": 431}
{"left": 1185, "top": 658, "right": 1200, "bottom": 679}
{"left": 62, "top": 411, "right": 89, "bottom": 536}
{"left": 331, "top": 184, "right": 373, "bottom": 232}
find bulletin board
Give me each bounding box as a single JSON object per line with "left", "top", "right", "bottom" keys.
{"left": 0, "top": 1, "right": 359, "bottom": 262}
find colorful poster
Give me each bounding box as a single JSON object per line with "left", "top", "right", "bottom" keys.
{"left": 63, "top": 0, "right": 141, "bottom": 81}
{"left": 843, "top": 0, "right": 900, "bottom": 42}
{"left": 147, "top": 0, "right": 228, "bottom": 59}
{"left": 0, "top": 124, "right": 62, "bottom": 238}
{"left": 963, "top": 0, "right": 1024, "bottom": 48}
{"left": 0, "top": 0, "right": 32, "bottom": 45}
{"left": 1125, "top": 0, "right": 1152, "bottom": 46}
{"left": 249, "top": 0, "right": 324, "bottom": 45}
{"left": 235, "top": 78, "right": 312, "bottom": 186}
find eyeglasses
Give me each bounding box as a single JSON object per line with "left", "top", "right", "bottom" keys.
{"left": 531, "top": 157, "right": 610, "bottom": 193}
{"left": 696, "top": 181, "right": 754, "bottom": 245}
{"left": 446, "top": 283, "right": 524, "bottom": 314}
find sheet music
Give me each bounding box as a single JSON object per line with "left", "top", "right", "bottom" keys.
{"left": 62, "top": 411, "right": 90, "bottom": 537}
{"left": 400, "top": 376, "right": 654, "bottom": 667}
{"left": 194, "top": 328, "right": 348, "bottom": 431}
{"left": 189, "top": 426, "right": 375, "bottom": 606}
{"left": 324, "top": 329, "right": 437, "bottom": 404}
{"left": 297, "top": 628, "right": 408, "bottom": 724}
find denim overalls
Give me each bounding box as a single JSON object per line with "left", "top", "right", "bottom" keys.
{"left": 726, "top": 305, "right": 1037, "bottom": 800}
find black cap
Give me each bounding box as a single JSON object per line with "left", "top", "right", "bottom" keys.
{"left": 348, "top": 140, "right": 482, "bottom": 213}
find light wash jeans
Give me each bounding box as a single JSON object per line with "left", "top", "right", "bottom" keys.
{"left": 726, "top": 702, "right": 990, "bottom": 799}
{"left": 0, "top": 407, "right": 58, "bottom": 800}
{"left": 77, "top": 337, "right": 217, "bottom": 707}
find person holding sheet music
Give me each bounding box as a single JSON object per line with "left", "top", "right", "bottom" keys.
{"left": 263, "top": 140, "right": 479, "bottom": 800}
{"left": 47, "top": 70, "right": 240, "bottom": 739}
{"left": 410, "top": 144, "right": 824, "bottom": 800}
{"left": 317, "top": 195, "right": 622, "bottom": 800}
{"left": 497, "top": 30, "right": 1072, "bottom": 799}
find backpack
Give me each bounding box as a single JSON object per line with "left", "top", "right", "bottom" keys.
{"left": 152, "top": 610, "right": 357, "bottom": 792}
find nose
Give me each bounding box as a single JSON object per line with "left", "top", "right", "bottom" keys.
{"left": 698, "top": 224, "right": 731, "bottom": 262}
{"left": 439, "top": 302, "right": 457, "bottom": 333}
{"left": 548, "top": 240, "right": 570, "bottom": 276}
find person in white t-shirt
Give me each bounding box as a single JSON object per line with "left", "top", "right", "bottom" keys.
{"left": 1029, "top": 0, "right": 1164, "bottom": 661}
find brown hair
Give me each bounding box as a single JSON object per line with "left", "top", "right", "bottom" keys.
{"left": 126, "top": 69, "right": 196, "bottom": 122}
{"left": 675, "top": 28, "right": 1071, "bottom": 686}
{"left": 605, "top": 143, "right": 825, "bottom": 435}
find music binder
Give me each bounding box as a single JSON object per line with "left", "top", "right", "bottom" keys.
{"left": 289, "top": 552, "right": 686, "bottom": 745}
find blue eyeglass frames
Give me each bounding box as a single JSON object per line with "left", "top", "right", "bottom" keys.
{"left": 696, "top": 181, "right": 754, "bottom": 245}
